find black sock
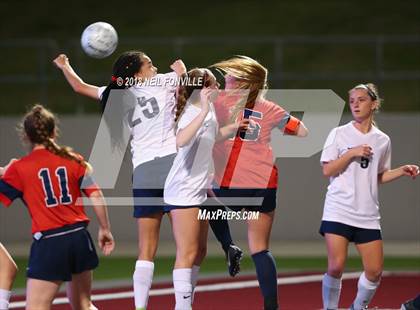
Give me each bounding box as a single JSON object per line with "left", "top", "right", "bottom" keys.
{"left": 252, "top": 250, "right": 278, "bottom": 310}
{"left": 208, "top": 205, "right": 233, "bottom": 252}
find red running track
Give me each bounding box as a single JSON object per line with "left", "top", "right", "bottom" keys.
{"left": 10, "top": 272, "right": 420, "bottom": 309}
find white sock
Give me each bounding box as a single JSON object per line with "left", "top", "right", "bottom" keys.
{"left": 322, "top": 273, "right": 342, "bottom": 310}
{"left": 133, "top": 260, "right": 154, "bottom": 310}
{"left": 191, "top": 265, "right": 200, "bottom": 304}
{"left": 173, "top": 268, "right": 192, "bottom": 310}
{"left": 352, "top": 272, "right": 380, "bottom": 310}
{"left": 0, "top": 289, "right": 11, "bottom": 310}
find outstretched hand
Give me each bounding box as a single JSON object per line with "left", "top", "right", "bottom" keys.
{"left": 401, "top": 165, "right": 419, "bottom": 179}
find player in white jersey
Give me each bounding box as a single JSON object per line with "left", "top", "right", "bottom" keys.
{"left": 163, "top": 68, "right": 248, "bottom": 309}
{"left": 319, "top": 83, "right": 419, "bottom": 310}
{"left": 54, "top": 52, "right": 186, "bottom": 310}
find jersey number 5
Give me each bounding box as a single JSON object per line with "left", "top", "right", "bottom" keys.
{"left": 38, "top": 167, "right": 73, "bottom": 207}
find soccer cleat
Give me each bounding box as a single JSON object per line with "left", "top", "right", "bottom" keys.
{"left": 226, "top": 244, "right": 243, "bottom": 277}
{"left": 401, "top": 299, "right": 420, "bottom": 310}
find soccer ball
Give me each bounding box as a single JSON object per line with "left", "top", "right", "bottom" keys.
{"left": 81, "top": 22, "right": 118, "bottom": 59}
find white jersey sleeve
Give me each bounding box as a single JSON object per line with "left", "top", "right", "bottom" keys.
{"left": 378, "top": 139, "right": 391, "bottom": 173}
{"left": 320, "top": 127, "right": 339, "bottom": 164}
{"left": 97, "top": 86, "right": 107, "bottom": 99}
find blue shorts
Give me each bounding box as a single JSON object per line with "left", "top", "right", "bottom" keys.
{"left": 212, "top": 187, "right": 277, "bottom": 213}
{"left": 27, "top": 222, "right": 99, "bottom": 282}
{"left": 132, "top": 154, "right": 176, "bottom": 218}
{"left": 319, "top": 221, "right": 382, "bottom": 244}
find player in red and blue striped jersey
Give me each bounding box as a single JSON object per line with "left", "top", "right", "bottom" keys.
{"left": 0, "top": 105, "right": 115, "bottom": 310}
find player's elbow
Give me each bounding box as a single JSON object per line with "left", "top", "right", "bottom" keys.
{"left": 296, "top": 123, "right": 309, "bottom": 137}
{"left": 73, "top": 83, "right": 85, "bottom": 94}
{"left": 322, "top": 165, "right": 334, "bottom": 178}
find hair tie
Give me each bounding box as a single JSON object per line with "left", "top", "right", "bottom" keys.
{"left": 111, "top": 75, "right": 118, "bottom": 82}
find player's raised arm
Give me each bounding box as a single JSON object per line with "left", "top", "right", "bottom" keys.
{"left": 170, "top": 59, "right": 187, "bottom": 76}
{"left": 53, "top": 54, "right": 100, "bottom": 100}
{"left": 176, "top": 87, "right": 211, "bottom": 148}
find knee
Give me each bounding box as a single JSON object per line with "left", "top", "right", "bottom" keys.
{"left": 364, "top": 268, "right": 382, "bottom": 282}
{"left": 327, "top": 259, "right": 346, "bottom": 278}
{"left": 4, "top": 260, "right": 18, "bottom": 283}
{"left": 177, "top": 247, "right": 199, "bottom": 267}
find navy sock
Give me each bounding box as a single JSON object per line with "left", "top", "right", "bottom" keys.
{"left": 252, "top": 250, "right": 278, "bottom": 310}
{"left": 208, "top": 205, "right": 233, "bottom": 252}
{"left": 413, "top": 294, "right": 420, "bottom": 307}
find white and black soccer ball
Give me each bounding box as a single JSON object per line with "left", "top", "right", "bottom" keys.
{"left": 81, "top": 22, "right": 118, "bottom": 59}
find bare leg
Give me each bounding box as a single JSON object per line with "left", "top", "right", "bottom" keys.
{"left": 26, "top": 278, "right": 61, "bottom": 310}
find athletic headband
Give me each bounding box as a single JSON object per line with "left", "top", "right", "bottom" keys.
{"left": 354, "top": 84, "right": 378, "bottom": 100}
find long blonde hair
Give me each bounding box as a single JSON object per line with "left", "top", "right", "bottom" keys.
{"left": 210, "top": 55, "right": 267, "bottom": 121}
{"left": 349, "top": 83, "right": 382, "bottom": 126}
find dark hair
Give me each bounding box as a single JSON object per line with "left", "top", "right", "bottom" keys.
{"left": 100, "top": 50, "right": 145, "bottom": 111}
{"left": 101, "top": 51, "right": 145, "bottom": 150}
{"left": 175, "top": 68, "right": 211, "bottom": 123}
{"left": 20, "top": 104, "right": 86, "bottom": 166}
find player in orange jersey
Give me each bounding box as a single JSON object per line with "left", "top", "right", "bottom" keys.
{"left": 210, "top": 56, "right": 308, "bottom": 310}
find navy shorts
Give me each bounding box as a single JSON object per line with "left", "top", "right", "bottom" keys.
{"left": 319, "top": 221, "right": 382, "bottom": 244}
{"left": 163, "top": 204, "right": 200, "bottom": 212}
{"left": 132, "top": 154, "right": 176, "bottom": 218}
{"left": 212, "top": 187, "right": 277, "bottom": 213}
{"left": 27, "top": 222, "right": 99, "bottom": 282}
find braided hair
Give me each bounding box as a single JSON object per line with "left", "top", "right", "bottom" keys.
{"left": 175, "top": 68, "right": 212, "bottom": 124}
{"left": 20, "top": 104, "right": 86, "bottom": 167}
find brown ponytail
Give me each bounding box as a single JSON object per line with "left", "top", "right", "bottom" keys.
{"left": 19, "top": 104, "right": 87, "bottom": 167}
{"left": 174, "top": 68, "right": 211, "bottom": 124}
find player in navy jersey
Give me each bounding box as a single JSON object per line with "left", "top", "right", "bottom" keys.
{"left": 320, "top": 83, "right": 419, "bottom": 310}
{"left": 0, "top": 105, "right": 114, "bottom": 310}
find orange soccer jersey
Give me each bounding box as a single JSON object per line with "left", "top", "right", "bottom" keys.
{"left": 0, "top": 149, "right": 99, "bottom": 233}
{"left": 213, "top": 94, "right": 301, "bottom": 189}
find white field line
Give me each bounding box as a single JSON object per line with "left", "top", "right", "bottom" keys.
{"left": 9, "top": 271, "right": 399, "bottom": 309}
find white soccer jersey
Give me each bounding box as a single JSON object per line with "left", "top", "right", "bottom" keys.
{"left": 164, "top": 101, "right": 218, "bottom": 206}
{"left": 98, "top": 72, "right": 178, "bottom": 168}
{"left": 320, "top": 121, "right": 391, "bottom": 229}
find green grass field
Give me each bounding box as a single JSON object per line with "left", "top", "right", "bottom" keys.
{"left": 11, "top": 256, "right": 420, "bottom": 289}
